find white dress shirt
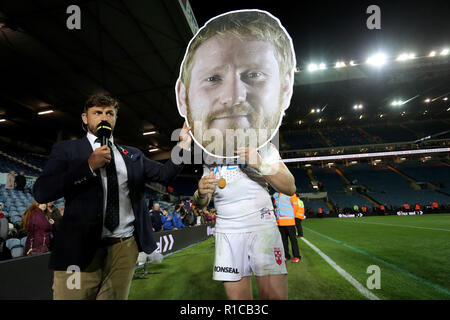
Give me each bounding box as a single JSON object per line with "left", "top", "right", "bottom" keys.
{"left": 86, "top": 133, "right": 135, "bottom": 239}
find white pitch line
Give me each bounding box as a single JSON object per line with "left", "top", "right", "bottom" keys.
{"left": 344, "top": 220, "right": 450, "bottom": 232}
{"left": 301, "top": 237, "right": 381, "bottom": 300}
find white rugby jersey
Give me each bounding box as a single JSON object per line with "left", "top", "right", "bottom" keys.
{"left": 203, "top": 144, "right": 281, "bottom": 233}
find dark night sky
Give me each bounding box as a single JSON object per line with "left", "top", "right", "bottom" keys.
{"left": 189, "top": 0, "right": 450, "bottom": 67}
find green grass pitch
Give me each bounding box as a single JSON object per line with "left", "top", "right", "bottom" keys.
{"left": 129, "top": 214, "right": 450, "bottom": 300}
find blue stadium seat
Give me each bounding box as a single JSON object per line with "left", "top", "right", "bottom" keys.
{"left": 20, "top": 236, "right": 27, "bottom": 248}
{"left": 304, "top": 200, "right": 329, "bottom": 213}
{"left": 5, "top": 238, "right": 24, "bottom": 258}
{"left": 290, "top": 168, "right": 312, "bottom": 192}
{"left": 10, "top": 215, "right": 22, "bottom": 225}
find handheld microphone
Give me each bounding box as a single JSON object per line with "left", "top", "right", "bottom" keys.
{"left": 96, "top": 121, "right": 112, "bottom": 146}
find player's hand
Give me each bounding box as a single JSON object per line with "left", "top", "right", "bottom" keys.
{"left": 178, "top": 121, "right": 192, "bottom": 150}
{"left": 235, "top": 147, "right": 262, "bottom": 170}
{"left": 198, "top": 172, "right": 219, "bottom": 198}
{"left": 88, "top": 145, "right": 111, "bottom": 171}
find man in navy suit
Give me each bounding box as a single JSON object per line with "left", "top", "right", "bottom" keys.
{"left": 33, "top": 94, "right": 191, "bottom": 300}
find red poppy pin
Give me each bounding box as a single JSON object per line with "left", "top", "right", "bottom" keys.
{"left": 122, "top": 148, "right": 129, "bottom": 155}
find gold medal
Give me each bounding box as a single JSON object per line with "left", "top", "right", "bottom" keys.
{"left": 218, "top": 178, "right": 226, "bottom": 189}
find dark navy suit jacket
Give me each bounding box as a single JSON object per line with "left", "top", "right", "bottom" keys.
{"left": 33, "top": 136, "right": 185, "bottom": 270}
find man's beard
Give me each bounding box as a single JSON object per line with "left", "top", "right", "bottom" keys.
{"left": 186, "top": 95, "right": 284, "bottom": 157}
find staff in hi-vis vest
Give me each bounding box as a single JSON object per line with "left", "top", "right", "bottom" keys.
{"left": 273, "top": 192, "right": 301, "bottom": 263}
{"left": 292, "top": 194, "right": 305, "bottom": 237}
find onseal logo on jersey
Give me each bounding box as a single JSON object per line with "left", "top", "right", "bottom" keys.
{"left": 274, "top": 247, "right": 282, "bottom": 265}
{"left": 214, "top": 266, "right": 239, "bottom": 274}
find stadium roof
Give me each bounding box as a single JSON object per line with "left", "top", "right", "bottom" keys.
{"left": 0, "top": 0, "right": 195, "bottom": 158}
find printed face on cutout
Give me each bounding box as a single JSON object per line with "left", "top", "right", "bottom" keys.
{"left": 176, "top": 10, "right": 294, "bottom": 158}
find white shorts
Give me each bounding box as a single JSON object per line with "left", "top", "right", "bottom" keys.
{"left": 212, "top": 227, "right": 287, "bottom": 281}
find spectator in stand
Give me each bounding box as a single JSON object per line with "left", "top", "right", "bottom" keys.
{"left": 5, "top": 171, "right": 15, "bottom": 189}
{"left": 0, "top": 214, "right": 8, "bottom": 260}
{"left": 318, "top": 181, "right": 324, "bottom": 191}
{"left": 182, "top": 203, "right": 196, "bottom": 227}
{"left": 318, "top": 207, "right": 323, "bottom": 218}
{"left": 173, "top": 204, "right": 186, "bottom": 229}
{"left": 361, "top": 206, "right": 367, "bottom": 215}
{"left": 22, "top": 201, "right": 54, "bottom": 256}
{"left": 182, "top": 199, "right": 193, "bottom": 214}
{"left": 161, "top": 208, "right": 177, "bottom": 231}
{"left": 0, "top": 203, "right": 7, "bottom": 219}
{"left": 179, "top": 202, "right": 187, "bottom": 221}
{"left": 47, "top": 202, "right": 62, "bottom": 237}
{"left": 15, "top": 171, "right": 26, "bottom": 191}
{"left": 149, "top": 203, "right": 163, "bottom": 232}
{"left": 432, "top": 202, "right": 439, "bottom": 212}
{"left": 210, "top": 208, "right": 217, "bottom": 225}
{"left": 0, "top": 208, "right": 8, "bottom": 244}
{"left": 203, "top": 208, "right": 214, "bottom": 224}
{"left": 60, "top": 205, "right": 65, "bottom": 216}
{"left": 193, "top": 207, "right": 204, "bottom": 225}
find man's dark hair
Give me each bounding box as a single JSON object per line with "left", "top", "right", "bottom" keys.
{"left": 84, "top": 94, "right": 119, "bottom": 113}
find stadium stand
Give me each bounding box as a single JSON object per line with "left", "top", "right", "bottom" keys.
{"left": 407, "top": 120, "right": 450, "bottom": 138}
{"left": 352, "top": 124, "right": 414, "bottom": 143}
{"left": 338, "top": 163, "right": 450, "bottom": 207}
{"left": 396, "top": 160, "right": 450, "bottom": 192}
{"left": 0, "top": 144, "right": 43, "bottom": 176}
{"left": 291, "top": 168, "right": 313, "bottom": 192}
{"left": 321, "top": 125, "right": 370, "bottom": 147}
{"left": 303, "top": 199, "right": 329, "bottom": 213}
{"left": 282, "top": 130, "right": 328, "bottom": 149}
{"left": 284, "top": 121, "right": 449, "bottom": 149}
{"left": 327, "top": 192, "right": 374, "bottom": 209}
{"left": 310, "top": 166, "right": 346, "bottom": 192}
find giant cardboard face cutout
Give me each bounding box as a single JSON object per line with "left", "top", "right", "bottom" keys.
{"left": 176, "top": 9, "right": 296, "bottom": 158}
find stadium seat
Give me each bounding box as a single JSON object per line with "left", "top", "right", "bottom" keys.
{"left": 10, "top": 215, "right": 22, "bottom": 225}
{"left": 20, "top": 236, "right": 27, "bottom": 248}
{"left": 5, "top": 238, "right": 24, "bottom": 258}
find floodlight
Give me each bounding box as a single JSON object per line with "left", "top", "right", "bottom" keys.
{"left": 366, "top": 53, "right": 387, "bottom": 66}
{"left": 308, "top": 63, "right": 318, "bottom": 72}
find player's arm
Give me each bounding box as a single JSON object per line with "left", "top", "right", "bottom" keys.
{"left": 236, "top": 147, "right": 296, "bottom": 196}
{"left": 261, "top": 161, "right": 296, "bottom": 196}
